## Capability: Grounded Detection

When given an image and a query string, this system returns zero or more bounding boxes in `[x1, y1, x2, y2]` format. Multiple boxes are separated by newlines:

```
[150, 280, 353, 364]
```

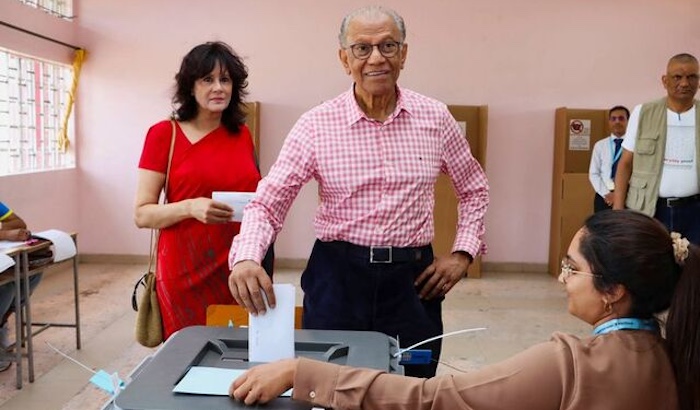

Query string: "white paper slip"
[0, 240, 26, 252]
[32, 229, 76, 262]
[0, 253, 15, 272]
[212, 191, 256, 222]
[173, 366, 292, 397]
[249, 284, 295, 362]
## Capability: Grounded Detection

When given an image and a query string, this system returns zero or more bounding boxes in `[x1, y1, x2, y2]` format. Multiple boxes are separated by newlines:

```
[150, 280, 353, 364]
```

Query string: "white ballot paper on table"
[249, 283, 295, 362]
[0, 240, 26, 252]
[173, 367, 292, 396]
[0, 253, 15, 272]
[212, 191, 255, 222]
[32, 229, 77, 262]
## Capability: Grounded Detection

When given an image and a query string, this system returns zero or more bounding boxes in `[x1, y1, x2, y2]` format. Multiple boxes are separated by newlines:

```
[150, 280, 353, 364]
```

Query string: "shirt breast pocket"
[636, 133, 659, 156]
[399, 149, 441, 187]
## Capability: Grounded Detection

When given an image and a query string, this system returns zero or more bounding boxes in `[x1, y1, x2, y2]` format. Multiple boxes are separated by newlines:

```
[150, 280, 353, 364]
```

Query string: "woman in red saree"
[135, 42, 261, 339]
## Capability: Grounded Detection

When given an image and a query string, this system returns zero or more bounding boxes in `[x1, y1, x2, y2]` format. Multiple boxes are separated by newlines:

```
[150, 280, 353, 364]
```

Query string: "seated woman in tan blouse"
[228, 210, 700, 410]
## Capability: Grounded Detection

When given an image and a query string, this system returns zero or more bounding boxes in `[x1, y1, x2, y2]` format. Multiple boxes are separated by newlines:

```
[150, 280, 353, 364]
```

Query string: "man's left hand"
[604, 192, 615, 206]
[415, 252, 471, 300]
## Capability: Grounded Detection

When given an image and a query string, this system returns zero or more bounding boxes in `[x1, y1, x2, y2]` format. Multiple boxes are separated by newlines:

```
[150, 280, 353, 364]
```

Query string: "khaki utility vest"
[626, 98, 700, 216]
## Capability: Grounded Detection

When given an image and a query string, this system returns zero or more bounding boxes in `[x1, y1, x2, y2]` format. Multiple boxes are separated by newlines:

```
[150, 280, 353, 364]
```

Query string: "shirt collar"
[343, 84, 412, 126]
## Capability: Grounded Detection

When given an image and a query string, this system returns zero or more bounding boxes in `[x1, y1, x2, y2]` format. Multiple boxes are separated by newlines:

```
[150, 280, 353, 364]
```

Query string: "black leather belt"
[660, 194, 700, 207]
[331, 241, 430, 264]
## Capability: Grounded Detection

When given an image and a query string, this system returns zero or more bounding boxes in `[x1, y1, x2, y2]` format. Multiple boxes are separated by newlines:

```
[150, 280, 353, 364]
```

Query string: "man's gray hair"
[338, 5, 406, 47]
[668, 53, 698, 66]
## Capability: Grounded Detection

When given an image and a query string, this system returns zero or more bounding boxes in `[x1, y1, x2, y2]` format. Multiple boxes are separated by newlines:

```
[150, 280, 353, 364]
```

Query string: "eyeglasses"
[558, 259, 602, 284]
[609, 115, 627, 122]
[345, 41, 402, 60]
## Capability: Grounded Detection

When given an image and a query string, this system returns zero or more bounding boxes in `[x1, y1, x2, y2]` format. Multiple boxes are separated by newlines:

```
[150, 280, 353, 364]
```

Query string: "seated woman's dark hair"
[173, 41, 249, 134]
[579, 210, 699, 410]
[578, 210, 679, 318]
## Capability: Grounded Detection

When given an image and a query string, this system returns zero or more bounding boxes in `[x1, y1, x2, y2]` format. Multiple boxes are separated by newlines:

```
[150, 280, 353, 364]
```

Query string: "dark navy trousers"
[301, 240, 443, 378]
[655, 197, 700, 245]
[594, 193, 612, 213]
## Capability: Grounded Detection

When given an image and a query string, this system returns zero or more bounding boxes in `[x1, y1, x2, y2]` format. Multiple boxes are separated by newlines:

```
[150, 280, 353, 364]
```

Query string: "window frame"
[0, 47, 76, 177]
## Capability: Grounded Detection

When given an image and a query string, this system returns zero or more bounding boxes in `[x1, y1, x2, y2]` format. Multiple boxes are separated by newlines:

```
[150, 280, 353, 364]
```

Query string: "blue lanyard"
[609, 137, 622, 164]
[593, 318, 659, 335]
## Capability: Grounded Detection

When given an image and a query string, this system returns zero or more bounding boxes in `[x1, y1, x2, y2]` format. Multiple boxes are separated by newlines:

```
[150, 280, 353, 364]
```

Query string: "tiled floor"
[0, 262, 588, 409]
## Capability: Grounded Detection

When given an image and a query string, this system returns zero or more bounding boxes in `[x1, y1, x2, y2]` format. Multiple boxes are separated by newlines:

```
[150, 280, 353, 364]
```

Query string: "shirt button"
[309, 391, 316, 399]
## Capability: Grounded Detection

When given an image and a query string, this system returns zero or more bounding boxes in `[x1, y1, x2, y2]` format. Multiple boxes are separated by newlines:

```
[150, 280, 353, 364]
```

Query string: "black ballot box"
[112, 326, 403, 410]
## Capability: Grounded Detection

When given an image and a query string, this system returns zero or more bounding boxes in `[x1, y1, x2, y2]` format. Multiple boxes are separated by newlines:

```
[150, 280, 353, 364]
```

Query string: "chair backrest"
[206, 304, 303, 329]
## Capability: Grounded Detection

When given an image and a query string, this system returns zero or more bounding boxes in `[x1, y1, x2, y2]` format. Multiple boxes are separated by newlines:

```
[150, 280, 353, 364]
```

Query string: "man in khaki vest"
[613, 53, 700, 244]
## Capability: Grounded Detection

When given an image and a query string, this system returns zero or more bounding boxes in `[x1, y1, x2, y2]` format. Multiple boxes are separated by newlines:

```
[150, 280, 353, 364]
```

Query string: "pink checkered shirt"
[229, 86, 489, 266]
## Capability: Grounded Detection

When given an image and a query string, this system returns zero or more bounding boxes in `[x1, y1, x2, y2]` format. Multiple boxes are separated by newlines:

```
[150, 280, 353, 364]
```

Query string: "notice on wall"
[568, 119, 591, 151]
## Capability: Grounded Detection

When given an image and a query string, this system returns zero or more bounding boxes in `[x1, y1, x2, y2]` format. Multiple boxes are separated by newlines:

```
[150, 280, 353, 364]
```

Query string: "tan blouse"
[292, 331, 678, 410]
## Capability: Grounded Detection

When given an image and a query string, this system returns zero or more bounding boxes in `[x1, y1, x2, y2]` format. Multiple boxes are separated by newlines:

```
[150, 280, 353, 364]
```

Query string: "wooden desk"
[0, 233, 80, 389]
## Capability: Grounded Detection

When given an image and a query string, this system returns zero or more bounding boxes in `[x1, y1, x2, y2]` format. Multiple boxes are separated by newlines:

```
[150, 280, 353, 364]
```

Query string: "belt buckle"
[370, 246, 392, 263]
[667, 197, 678, 207]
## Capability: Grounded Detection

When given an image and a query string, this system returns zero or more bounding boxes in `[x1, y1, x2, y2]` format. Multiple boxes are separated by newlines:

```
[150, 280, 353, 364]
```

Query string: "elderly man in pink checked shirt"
[228, 5, 489, 378]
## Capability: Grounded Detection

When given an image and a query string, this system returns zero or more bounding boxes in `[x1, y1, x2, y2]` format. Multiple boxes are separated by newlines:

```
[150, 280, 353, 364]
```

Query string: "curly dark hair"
[172, 41, 249, 134]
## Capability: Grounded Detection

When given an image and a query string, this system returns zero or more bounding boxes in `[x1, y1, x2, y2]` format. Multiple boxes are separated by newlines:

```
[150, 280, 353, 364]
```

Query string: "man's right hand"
[228, 260, 276, 315]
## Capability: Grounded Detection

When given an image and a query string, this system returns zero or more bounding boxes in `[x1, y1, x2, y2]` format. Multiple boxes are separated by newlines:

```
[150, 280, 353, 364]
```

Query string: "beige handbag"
[133, 120, 176, 348]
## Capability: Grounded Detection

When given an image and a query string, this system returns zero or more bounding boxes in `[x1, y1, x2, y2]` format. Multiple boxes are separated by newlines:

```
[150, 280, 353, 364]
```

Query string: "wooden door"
[548, 108, 607, 276]
[433, 106, 488, 278]
[244, 102, 260, 158]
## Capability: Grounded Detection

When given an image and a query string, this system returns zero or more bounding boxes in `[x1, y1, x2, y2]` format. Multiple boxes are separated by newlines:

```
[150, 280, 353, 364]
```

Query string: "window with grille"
[16, 0, 73, 20]
[0, 48, 76, 176]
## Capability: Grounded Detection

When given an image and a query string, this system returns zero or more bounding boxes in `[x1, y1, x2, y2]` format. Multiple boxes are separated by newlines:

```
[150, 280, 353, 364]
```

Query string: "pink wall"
[2, 0, 699, 264]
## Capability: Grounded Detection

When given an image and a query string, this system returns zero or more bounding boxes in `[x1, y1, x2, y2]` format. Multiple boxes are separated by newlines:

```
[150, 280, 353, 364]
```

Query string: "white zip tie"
[394, 327, 487, 357]
[47, 341, 125, 396]
[46, 341, 96, 374]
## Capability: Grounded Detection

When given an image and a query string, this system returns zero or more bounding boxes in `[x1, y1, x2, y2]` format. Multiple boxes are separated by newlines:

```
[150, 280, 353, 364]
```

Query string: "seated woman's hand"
[229, 359, 297, 405]
[2, 228, 31, 242]
[187, 197, 233, 224]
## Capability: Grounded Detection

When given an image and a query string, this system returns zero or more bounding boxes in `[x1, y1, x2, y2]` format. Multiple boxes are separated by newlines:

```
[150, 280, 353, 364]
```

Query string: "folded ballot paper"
[249, 283, 296, 362]
[212, 191, 255, 222]
[32, 229, 77, 262]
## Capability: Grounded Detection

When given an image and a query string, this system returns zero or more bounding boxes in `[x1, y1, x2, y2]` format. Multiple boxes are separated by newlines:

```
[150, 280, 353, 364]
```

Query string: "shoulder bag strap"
[146, 120, 177, 274]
